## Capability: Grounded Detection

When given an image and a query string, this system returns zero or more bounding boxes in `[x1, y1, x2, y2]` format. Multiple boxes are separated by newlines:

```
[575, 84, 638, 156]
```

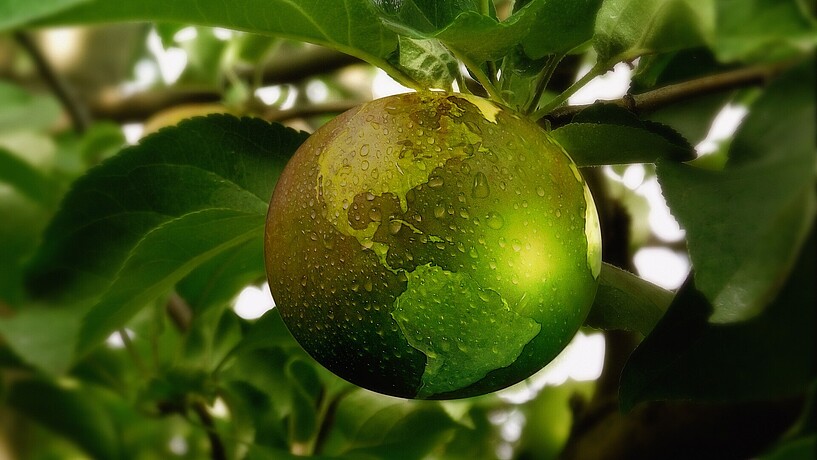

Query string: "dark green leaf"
[594, 0, 714, 64]
[521, 0, 603, 58]
[371, 0, 479, 33]
[646, 92, 734, 147]
[761, 435, 817, 460]
[383, 1, 544, 62]
[184, 305, 244, 372]
[288, 382, 318, 443]
[246, 444, 336, 460]
[35, 0, 399, 70]
[25, 115, 306, 354]
[631, 47, 723, 91]
[221, 381, 288, 450]
[620, 229, 816, 410]
[177, 237, 265, 314]
[138, 368, 215, 411]
[320, 390, 457, 459]
[0, 0, 89, 31]
[657, 61, 816, 322]
[8, 379, 120, 459]
[714, 0, 817, 63]
[585, 263, 672, 335]
[224, 309, 299, 360]
[551, 104, 695, 166]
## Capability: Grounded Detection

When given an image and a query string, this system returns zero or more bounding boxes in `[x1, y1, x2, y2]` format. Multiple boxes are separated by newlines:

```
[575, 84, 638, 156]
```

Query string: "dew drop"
[486, 211, 504, 229]
[389, 220, 403, 234]
[471, 171, 490, 198]
[428, 176, 444, 188]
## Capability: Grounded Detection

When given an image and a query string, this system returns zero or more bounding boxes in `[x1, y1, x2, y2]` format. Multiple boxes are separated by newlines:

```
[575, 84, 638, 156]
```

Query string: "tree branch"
[264, 100, 362, 123]
[87, 47, 362, 123]
[14, 31, 92, 133]
[543, 62, 791, 127]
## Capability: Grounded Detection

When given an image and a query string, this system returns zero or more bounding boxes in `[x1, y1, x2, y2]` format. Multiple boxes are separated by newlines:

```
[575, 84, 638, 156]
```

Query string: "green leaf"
[177, 237, 266, 313]
[550, 104, 695, 166]
[383, 1, 544, 62]
[320, 390, 457, 459]
[585, 263, 673, 335]
[0, 82, 62, 135]
[714, 0, 817, 63]
[35, 0, 400, 75]
[287, 358, 321, 443]
[521, 0, 603, 58]
[371, 0, 480, 33]
[657, 61, 816, 322]
[0, 147, 57, 206]
[0, 0, 89, 31]
[0, 191, 50, 306]
[0, 305, 86, 374]
[517, 381, 595, 460]
[396, 37, 458, 90]
[8, 379, 120, 459]
[246, 444, 336, 460]
[497, 48, 549, 111]
[25, 115, 306, 354]
[594, 0, 715, 64]
[619, 229, 816, 410]
[761, 435, 817, 460]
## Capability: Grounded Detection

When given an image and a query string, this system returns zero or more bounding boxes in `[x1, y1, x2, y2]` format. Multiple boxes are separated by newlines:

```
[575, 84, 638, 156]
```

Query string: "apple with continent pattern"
[265, 91, 601, 399]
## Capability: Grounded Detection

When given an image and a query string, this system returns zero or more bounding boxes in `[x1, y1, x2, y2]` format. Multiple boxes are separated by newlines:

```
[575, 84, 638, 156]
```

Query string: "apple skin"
[265, 92, 601, 399]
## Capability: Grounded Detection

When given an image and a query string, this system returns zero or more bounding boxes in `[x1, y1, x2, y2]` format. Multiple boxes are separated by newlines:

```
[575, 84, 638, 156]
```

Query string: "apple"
[265, 92, 601, 399]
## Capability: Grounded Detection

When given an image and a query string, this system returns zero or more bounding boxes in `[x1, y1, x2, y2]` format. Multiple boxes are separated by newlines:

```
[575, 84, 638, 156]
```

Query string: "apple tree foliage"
[0, 1, 815, 459]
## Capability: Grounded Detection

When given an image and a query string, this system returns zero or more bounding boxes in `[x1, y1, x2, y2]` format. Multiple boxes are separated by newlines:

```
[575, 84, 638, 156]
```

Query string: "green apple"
[265, 92, 601, 399]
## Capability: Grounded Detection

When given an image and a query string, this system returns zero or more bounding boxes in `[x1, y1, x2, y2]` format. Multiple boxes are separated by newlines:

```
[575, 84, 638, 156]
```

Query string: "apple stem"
[452, 48, 505, 103]
[525, 53, 564, 115]
[532, 61, 609, 121]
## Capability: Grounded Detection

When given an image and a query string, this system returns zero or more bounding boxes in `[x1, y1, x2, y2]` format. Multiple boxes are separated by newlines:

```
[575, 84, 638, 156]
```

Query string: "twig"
[192, 401, 228, 460]
[14, 31, 91, 133]
[312, 388, 354, 456]
[543, 62, 790, 127]
[525, 54, 563, 115]
[118, 328, 149, 377]
[166, 292, 193, 332]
